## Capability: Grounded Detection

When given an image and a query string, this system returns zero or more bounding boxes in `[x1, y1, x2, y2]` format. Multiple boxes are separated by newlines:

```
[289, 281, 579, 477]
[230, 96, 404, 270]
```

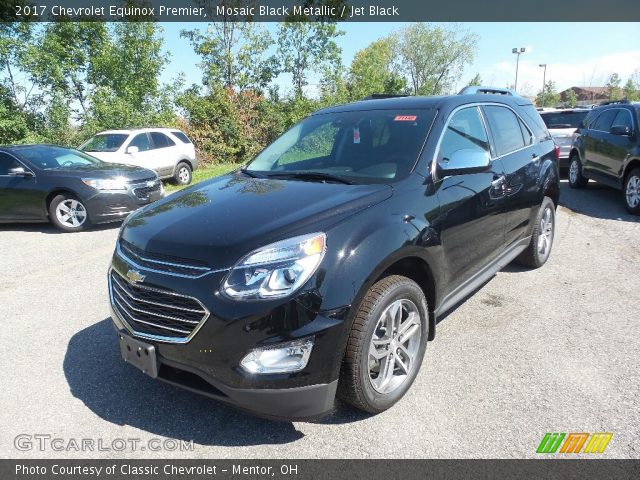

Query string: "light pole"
[512, 47, 526, 92]
[539, 64, 547, 106]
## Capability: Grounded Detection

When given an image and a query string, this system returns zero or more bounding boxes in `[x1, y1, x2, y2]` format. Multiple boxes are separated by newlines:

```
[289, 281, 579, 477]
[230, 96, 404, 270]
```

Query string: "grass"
[163, 163, 241, 193]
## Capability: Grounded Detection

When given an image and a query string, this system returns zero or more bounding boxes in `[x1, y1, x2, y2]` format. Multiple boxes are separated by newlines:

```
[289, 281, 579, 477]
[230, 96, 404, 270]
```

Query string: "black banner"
[3, 0, 640, 22]
[1, 460, 640, 480]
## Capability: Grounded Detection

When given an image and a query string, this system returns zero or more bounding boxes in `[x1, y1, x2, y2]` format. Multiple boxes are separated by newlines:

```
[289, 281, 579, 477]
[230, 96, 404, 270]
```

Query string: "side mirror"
[439, 149, 491, 176]
[126, 146, 139, 154]
[8, 166, 33, 178]
[610, 125, 632, 136]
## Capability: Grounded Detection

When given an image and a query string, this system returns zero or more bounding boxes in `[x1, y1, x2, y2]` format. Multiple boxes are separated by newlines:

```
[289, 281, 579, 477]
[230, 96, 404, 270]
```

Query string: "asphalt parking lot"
[1, 180, 638, 459]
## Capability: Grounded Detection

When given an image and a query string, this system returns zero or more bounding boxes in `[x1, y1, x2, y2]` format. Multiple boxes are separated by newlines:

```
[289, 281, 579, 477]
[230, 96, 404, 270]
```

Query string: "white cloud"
[484, 50, 640, 93]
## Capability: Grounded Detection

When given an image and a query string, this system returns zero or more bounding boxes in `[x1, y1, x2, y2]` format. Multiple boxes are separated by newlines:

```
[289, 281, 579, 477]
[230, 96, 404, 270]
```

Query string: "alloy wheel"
[178, 167, 190, 184]
[537, 206, 554, 255]
[569, 159, 579, 184]
[368, 299, 422, 394]
[55, 199, 87, 228]
[625, 175, 640, 208]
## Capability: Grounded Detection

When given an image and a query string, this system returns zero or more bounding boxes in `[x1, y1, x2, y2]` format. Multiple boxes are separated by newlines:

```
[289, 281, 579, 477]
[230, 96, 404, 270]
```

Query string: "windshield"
[80, 133, 128, 152]
[540, 111, 588, 129]
[245, 109, 437, 183]
[18, 146, 102, 169]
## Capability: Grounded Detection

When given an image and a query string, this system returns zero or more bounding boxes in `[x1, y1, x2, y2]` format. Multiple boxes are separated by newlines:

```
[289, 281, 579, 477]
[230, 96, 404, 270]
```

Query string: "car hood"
[84, 152, 132, 164]
[45, 163, 156, 182]
[121, 172, 393, 268]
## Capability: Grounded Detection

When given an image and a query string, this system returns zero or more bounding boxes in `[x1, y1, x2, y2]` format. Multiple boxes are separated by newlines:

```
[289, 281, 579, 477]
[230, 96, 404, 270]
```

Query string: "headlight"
[83, 177, 128, 190]
[222, 232, 326, 300]
[240, 338, 314, 374]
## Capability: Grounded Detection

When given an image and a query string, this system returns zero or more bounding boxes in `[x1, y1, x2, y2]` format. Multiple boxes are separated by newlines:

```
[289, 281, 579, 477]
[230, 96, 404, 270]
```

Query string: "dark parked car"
[0, 145, 163, 232]
[568, 101, 640, 214]
[110, 89, 559, 419]
[539, 108, 589, 168]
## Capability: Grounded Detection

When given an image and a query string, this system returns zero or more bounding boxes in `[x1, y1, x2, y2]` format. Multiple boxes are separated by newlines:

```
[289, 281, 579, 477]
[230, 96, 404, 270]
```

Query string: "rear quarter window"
[519, 104, 550, 141]
[171, 131, 192, 144]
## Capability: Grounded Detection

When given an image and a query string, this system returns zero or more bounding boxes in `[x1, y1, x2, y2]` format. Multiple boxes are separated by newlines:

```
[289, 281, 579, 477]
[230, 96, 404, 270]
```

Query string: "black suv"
[568, 101, 640, 214]
[109, 89, 559, 419]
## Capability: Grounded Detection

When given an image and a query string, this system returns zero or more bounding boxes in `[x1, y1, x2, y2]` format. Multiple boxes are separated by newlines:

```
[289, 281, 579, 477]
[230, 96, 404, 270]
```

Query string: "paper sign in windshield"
[394, 115, 417, 121]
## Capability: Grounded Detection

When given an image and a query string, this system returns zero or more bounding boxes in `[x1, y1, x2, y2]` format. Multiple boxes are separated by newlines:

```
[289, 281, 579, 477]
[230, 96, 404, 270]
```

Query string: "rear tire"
[48, 194, 90, 232]
[173, 162, 192, 185]
[515, 197, 555, 268]
[568, 154, 588, 188]
[623, 168, 640, 215]
[337, 275, 429, 414]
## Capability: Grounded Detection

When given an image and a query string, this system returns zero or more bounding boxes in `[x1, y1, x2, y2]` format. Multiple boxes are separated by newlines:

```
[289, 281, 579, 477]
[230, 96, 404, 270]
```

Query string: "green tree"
[623, 77, 638, 101]
[467, 73, 482, 86]
[606, 73, 622, 101]
[276, 21, 343, 98]
[347, 38, 406, 100]
[182, 22, 278, 92]
[394, 23, 478, 95]
[536, 81, 560, 107]
[565, 88, 578, 107]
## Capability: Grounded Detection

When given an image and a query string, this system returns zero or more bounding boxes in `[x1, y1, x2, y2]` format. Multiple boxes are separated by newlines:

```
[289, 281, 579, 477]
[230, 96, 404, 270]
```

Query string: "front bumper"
[108, 249, 349, 420]
[111, 317, 337, 420]
[86, 182, 163, 223]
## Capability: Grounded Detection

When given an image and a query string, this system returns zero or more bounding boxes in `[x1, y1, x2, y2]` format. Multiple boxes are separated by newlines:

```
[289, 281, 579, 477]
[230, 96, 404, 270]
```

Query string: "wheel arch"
[374, 256, 438, 341]
[623, 158, 640, 185]
[45, 188, 81, 217]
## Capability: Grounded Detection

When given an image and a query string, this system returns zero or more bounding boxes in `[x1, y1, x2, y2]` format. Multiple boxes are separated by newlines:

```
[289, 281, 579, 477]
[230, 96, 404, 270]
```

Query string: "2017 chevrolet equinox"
[109, 88, 560, 419]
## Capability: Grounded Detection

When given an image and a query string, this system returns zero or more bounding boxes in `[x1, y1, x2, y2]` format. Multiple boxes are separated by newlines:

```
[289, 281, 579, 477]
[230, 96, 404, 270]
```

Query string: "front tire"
[516, 197, 555, 268]
[173, 162, 192, 185]
[48, 194, 90, 232]
[623, 168, 640, 215]
[568, 154, 588, 188]
[337, 275, 429, 414]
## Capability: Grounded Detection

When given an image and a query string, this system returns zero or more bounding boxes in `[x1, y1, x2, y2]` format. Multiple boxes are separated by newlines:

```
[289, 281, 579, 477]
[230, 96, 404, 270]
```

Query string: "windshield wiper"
[239, 168, 266, 179]
[264, 171, 355, 185]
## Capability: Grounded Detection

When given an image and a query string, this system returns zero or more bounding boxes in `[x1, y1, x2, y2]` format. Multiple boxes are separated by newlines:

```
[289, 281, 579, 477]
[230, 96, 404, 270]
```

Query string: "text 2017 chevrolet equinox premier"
[109, 90, 560, 419]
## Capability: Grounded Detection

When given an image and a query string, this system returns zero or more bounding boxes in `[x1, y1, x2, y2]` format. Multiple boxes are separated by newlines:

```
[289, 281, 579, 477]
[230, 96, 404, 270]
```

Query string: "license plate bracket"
[118, 333, 158, 378]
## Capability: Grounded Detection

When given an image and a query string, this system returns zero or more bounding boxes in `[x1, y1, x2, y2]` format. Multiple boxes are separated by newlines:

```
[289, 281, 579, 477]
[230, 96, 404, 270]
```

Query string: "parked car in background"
[0, 145, 163, 232]
[568, 101, 640, 214]
[539, 108, 589, 168]
[79, 128, 198, 185]
[109, 88, 559, 419]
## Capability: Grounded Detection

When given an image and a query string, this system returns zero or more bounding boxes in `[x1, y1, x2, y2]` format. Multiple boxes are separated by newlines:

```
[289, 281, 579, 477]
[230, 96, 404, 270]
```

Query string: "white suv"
[79, 128, 198, 185]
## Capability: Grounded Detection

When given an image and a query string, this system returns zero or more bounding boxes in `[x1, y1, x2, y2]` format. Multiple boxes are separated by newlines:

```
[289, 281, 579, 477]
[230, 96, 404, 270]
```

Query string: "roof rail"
[458, 86, 518, 96]
[598, 99, 630, 106]
[361, 94, 410, 100]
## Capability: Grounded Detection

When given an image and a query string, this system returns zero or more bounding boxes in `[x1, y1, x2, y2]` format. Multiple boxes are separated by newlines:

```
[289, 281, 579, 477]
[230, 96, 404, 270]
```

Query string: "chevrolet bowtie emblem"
[126, 269, 146, 285]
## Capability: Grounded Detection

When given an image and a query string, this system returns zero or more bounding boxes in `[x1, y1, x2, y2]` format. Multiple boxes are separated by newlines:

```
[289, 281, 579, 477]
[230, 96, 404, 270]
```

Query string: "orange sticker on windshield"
[394, 115, 417, 121]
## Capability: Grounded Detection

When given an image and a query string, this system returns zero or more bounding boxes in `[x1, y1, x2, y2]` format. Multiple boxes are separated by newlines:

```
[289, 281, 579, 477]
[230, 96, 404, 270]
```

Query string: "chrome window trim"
[116, 241, 229, 279]
[109, 268, 211, 344]
[431, 101, 541, 180]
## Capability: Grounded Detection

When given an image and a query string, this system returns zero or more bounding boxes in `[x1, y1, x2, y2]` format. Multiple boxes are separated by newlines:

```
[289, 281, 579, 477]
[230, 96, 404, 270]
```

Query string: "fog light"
[240, 338, 314, 374]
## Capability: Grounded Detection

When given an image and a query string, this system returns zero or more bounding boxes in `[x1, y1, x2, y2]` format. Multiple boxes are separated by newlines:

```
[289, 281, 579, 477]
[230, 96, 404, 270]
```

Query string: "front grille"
[128, 176, 157, 184]
[118, 239, 211, 278]
[133, 181, 162, 199]
[109, 270, 209, 342]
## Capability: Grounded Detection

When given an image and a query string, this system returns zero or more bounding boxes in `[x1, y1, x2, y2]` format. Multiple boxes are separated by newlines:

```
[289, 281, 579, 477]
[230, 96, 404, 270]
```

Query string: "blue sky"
[159, 22, 640, 96]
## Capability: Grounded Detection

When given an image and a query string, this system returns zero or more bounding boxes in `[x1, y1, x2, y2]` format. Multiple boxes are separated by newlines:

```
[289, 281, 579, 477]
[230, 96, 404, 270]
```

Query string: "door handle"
[491, 175, 505, 188]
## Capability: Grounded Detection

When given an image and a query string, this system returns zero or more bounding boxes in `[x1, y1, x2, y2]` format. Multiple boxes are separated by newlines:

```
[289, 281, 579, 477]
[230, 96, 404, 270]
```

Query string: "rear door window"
[483, 106, 526, 156]
[150, 132, 176, 149]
